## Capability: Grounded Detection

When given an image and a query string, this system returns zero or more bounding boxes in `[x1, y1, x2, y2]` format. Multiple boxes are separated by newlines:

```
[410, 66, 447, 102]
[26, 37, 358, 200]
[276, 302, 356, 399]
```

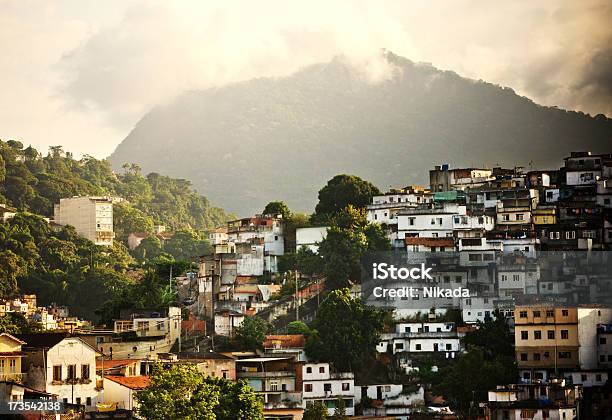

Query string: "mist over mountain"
[109, 52, 612, 216]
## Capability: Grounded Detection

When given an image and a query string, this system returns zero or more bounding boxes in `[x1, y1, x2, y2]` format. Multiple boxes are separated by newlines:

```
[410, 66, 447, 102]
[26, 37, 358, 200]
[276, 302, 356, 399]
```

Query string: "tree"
[434, 347, 516, 414]
[0, 313, 31, 334]
[113, 203, 154, 243]
[263, 201, 291, 219]
[332, 398, 348, 419]
[136, 364, 263, 420]
[0, 250, 25, 295]
[433, 313, 516, 414]
[234, 316, 270, 351]
[296, 246, 323, 277]
[204, 376, 264, 420]
[133, 235, 163, 261]
[305, 288, 387, 372]
[314, 174, 380, 220]
[303, 401, 328, 420]
[287, 320, 311, 335]
[318, 206, 390, 290]
[136, 363, 219, 420]
[164, 229, 211, 262]
[462, 309, 515, 359]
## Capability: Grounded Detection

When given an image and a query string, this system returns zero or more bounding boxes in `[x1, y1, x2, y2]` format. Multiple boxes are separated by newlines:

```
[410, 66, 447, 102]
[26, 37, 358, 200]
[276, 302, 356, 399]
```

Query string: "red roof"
[105, 375, 150, 390]
[404, 237, 455, 247]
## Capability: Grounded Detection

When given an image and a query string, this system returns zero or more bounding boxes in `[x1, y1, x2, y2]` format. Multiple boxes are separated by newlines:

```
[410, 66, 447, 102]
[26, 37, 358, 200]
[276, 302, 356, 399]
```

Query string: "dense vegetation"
[305, 288, 390, 372]
[136, 363, 264, 420]
[0, 140, 230, 322]
[0, 140, 229, 232]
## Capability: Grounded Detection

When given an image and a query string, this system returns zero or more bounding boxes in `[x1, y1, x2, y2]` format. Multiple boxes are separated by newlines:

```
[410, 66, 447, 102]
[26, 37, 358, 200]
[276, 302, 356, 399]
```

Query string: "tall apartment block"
[53, 197, 114, 246]
[515, 305, 579, 383]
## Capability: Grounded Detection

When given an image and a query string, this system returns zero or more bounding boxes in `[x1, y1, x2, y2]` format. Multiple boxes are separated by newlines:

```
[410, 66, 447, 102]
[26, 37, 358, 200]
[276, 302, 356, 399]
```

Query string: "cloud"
[0, 0, 611, 158]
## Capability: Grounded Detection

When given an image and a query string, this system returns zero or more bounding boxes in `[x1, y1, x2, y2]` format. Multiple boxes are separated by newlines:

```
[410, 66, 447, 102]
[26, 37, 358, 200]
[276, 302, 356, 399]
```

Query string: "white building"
[295, 227, 328, 253]
[53, 196, 114, 246]
[302, 362, 355, 416]
[377, 322, 461, 357]
[576, 307, 612, 369]
[214, 310, 245, 336]
[367, 186, 433, 226]
[19, 333, 98, 409]
[564, 371, 608, 388]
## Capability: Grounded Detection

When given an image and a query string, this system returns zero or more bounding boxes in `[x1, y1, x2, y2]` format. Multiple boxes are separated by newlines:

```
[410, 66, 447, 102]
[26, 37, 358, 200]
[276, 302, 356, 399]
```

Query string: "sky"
[1, 0, 611, 158]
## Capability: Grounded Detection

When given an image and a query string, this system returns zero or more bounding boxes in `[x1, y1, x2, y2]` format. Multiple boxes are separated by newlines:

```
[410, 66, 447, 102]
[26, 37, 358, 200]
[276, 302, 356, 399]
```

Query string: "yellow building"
[0, 333, 26, 383]
[532, 206, 557, 225]
[515, 306, 579, 373]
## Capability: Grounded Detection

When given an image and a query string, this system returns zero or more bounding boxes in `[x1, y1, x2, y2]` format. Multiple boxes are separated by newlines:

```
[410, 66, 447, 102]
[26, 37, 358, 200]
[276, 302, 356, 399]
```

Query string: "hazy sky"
[1, 0, 611, 158]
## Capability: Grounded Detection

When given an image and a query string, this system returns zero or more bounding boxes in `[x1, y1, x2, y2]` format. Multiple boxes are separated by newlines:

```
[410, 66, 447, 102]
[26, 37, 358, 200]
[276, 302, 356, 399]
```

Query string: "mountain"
[109, 52, 612, 216]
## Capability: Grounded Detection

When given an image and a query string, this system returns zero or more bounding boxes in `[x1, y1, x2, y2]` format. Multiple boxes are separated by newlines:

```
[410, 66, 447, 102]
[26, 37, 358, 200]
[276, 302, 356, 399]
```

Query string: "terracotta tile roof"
[263, 334, 306, 349]
[404, 237, 455, 247]
[105, 375, 150, 390]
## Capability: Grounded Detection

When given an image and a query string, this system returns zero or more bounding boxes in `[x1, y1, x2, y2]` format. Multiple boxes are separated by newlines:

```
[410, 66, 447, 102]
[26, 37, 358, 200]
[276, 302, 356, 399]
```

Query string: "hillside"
[109, 51, 612, 215]
[0, 140, 230, 232]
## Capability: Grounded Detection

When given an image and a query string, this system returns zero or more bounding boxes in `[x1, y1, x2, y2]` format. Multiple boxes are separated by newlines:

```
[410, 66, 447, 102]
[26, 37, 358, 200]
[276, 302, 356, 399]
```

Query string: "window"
[86, 397, 91, 406]
[76, 398, 81, 405]
[558, 351, 571, 359]
[581, 374, 588, 381]
[519, 311, 528, 318]
[533, 353, 541, 361]
[516, 213, 524, 221]
[319, 366, 325, 374]
[395, 342, 404, 350]
[534, 331, 542, 340]
[415, 344, 422, 350]
[9, 359, 16, 373]
[561, 330, 569, 339]
[67, 364, 77, 380]
[408, 217, 415, 226]
[269, 382, 278, 391]
[342, 382, 350, 391]
[520, 353, 528, 361]
[455, 276, 462, 283]
[446, 343, 452, 350]
[600, 337, 607, 345]
[566, 231, 576, 239]
[533, 310, 541, 318]
[596, 374, 602, 382]
[306, 367, 312, 374]
[543, 351, 550, 358]
[546, 310, 554, 317]
[548, 330, 555, 339]
[521, 331, 528, 340]
[562, 309, 569, 317]
[81, 364, 90, 380]
[53, 365, 62, 381]
[304, 384, 313, 392]
[323, 383, 332, 392]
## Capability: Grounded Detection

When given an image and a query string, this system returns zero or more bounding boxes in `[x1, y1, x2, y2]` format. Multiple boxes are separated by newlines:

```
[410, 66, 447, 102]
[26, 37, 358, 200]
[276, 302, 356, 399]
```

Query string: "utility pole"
[295, 270, 299, 321]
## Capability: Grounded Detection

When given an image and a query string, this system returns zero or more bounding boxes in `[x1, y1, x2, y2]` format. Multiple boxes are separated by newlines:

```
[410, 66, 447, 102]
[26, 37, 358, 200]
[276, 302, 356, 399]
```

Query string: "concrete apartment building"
[515, 306, 580, 383]
[53, 196, 114, 246]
